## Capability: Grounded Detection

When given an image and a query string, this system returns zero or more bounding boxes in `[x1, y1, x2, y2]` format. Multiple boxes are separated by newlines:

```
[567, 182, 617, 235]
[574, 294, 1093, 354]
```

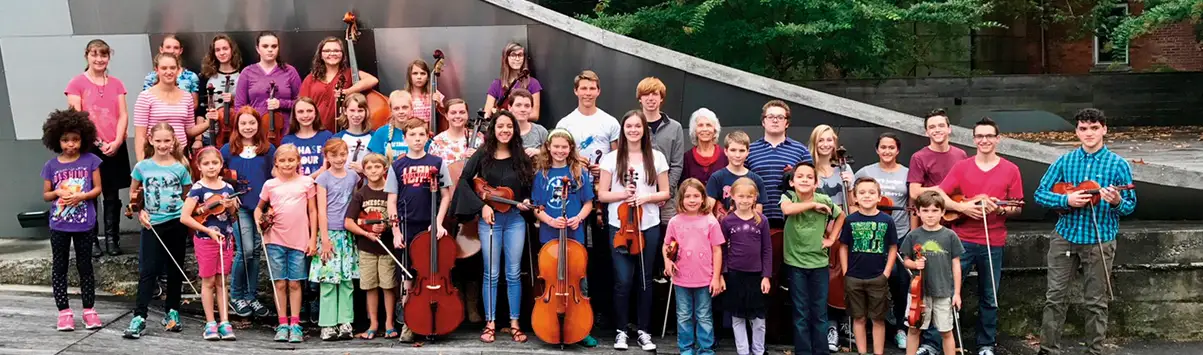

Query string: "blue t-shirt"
[41, 153, 102, 232]
[704, 168, 769, 210]
[367, 124, 432, 161]
[282, 130, 334, 176]
[384, 154, 451, 223]
[838, 211, 898, 279]
[533, 166, 595, 244]
[186, 180, 237, 240]
[316, 170, 360, 230]
[221, 143, 275, 209]
[131, 159, 192, 226]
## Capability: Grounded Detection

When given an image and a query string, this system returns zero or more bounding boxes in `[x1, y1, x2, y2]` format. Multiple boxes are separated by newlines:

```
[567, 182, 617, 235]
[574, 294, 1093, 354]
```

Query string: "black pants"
[134, 220, 187, 317]
[51, 230, 96, 310]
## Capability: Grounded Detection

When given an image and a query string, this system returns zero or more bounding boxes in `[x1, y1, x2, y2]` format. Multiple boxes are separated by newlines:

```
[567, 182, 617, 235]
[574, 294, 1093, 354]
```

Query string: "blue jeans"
[787, 265, 830, 355]
[922, 241, 1002, 350]
[230, 207, 262, 301]
[676, 286, 716, 355]
[611, 224, 661, 332]
[479, 209, 527, 322]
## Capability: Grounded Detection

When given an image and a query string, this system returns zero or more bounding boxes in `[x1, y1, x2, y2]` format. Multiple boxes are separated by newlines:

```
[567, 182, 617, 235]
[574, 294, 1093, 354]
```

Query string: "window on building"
[1094, 3, 1130, 65]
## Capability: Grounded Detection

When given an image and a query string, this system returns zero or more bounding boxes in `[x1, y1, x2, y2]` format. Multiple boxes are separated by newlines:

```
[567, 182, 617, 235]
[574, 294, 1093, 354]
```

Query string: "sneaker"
[978, 346, 995, 355]
[337, 323, 353, 340]
[249, 299, 272, 317]
[827, 324, 839, 351]
[123, 316, 146, 339]
[613, 330, 629, 350]
[652, 277, 669, 284]
[57, 309, 75, 331]
[230, 299, 252, 317]
[394, 301, 405, 326]
[306, 299, 320, 324]
[398, 324, 414, 343]
[916, 344, 940, 355]
[320, 327, 337, 341]
[218, 322, 236, 340]
[895, 329, 908, 349]
[82, 308, 103, 329]
[636, 330, 657, 351]
[273, 324, 289, 342]
[578, 334, 598, 347]
[203, 322, 220, 340]
[161, 309, 182, 332]
[1036, 349, 1051, 355]
[289, 324, 304, 343]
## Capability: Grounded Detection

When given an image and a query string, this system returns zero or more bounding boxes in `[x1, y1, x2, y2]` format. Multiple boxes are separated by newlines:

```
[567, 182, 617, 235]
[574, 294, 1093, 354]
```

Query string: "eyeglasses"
[973, 134, 999, 140]
[763, 115, 788, 122]
[508, 52, 525, 58]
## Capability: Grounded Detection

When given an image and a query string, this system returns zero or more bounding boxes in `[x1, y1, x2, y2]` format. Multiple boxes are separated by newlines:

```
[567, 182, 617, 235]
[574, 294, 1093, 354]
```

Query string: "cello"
[264, 81, 287, 146]
[531, 177, 593, 346]
[405, 167, 464, 338]
[342, 12, 391, 130]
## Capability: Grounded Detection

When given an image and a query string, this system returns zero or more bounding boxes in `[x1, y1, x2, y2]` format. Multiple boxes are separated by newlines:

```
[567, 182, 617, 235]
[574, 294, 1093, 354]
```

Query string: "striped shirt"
[1034, 146, 1137, 244]
[133, 90, 195, 147]
[747, 137, 812, 223]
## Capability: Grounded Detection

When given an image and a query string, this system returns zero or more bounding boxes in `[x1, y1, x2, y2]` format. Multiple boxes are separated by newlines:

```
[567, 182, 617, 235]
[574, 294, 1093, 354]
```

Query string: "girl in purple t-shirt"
[483, 42, 543, 121]
[40, 109, 105, 331]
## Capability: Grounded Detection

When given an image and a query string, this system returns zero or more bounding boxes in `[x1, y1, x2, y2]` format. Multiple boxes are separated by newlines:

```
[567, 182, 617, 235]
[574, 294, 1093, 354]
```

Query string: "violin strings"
[1089, 202, 1115, 301]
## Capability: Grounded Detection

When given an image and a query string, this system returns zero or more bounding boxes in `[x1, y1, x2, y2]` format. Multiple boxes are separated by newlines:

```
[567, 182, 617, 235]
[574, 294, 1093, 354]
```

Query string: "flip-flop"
[358, 329, 376, 340]
[383, 328, 399, 339]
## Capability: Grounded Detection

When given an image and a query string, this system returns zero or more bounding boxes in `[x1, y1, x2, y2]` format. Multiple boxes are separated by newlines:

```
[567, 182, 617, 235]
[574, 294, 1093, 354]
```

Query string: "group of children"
[42, 93, 965, 355]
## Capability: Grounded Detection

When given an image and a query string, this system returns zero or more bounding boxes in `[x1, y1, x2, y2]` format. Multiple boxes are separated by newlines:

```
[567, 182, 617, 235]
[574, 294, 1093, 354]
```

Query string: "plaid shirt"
[1034, 146, 1137, 244]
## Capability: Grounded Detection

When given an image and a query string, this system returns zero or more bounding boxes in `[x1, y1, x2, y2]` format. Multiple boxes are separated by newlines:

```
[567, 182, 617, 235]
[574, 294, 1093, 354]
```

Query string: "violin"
[258, 203, 276, 232]
[404, 131, 463, 338]
[877, 196, 910, 213]
[192, 188, 249, 223]
[473, 177, 538, 213]
[943, 194, 1025, 222]
[828, 146, 854, 311]
[124, 186, 143, 219]
[532, 177, 593, 346]
[342, 12, 391, 130]
[1051, 180, 1135, 213]
[614, 167, 645, 255]
[906, 244, 926, 326]
[264, 81, 287, 146]
[356, 210, 397, 232]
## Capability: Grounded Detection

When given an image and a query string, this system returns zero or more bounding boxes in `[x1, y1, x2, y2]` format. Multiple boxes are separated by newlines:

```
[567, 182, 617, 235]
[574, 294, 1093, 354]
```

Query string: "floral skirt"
[309, 230, 360, 283]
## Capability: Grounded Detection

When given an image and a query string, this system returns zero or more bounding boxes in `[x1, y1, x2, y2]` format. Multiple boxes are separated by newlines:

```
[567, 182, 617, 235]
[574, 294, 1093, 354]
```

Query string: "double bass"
[532, 177, 593, 346]
[404, 167, 464, 337]
[828, 146, 854, 311]
[342, 12, 391, 130]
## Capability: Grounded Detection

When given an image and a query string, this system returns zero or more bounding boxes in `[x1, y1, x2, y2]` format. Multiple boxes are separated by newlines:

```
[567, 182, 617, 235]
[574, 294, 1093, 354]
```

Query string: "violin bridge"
[426, 285, 442, 290]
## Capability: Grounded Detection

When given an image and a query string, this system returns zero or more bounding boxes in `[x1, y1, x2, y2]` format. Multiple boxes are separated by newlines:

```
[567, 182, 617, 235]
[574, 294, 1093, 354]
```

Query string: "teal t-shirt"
[782, 192, 841, 269]
[131, 159, 192, 226]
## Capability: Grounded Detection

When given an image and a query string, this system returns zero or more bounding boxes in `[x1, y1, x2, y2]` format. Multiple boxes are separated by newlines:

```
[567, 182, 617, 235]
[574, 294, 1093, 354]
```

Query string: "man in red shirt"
[934, 117, 1024, 355]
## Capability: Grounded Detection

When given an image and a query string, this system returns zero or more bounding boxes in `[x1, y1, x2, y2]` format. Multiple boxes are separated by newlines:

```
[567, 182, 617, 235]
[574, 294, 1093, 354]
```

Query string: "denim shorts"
[266, 244, 308, 281]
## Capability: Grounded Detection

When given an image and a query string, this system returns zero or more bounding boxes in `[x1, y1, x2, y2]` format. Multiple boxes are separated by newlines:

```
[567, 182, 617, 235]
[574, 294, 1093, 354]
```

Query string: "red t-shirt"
[299, 68, 353, 134]
[906, 145, 968, 187]
[938, 157, 1023, 246]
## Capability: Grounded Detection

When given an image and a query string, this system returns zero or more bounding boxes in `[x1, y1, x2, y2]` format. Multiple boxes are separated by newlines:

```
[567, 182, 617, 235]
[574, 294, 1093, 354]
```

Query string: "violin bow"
[979, 204, 1000, 311]
[1088, 201, 1116, 300]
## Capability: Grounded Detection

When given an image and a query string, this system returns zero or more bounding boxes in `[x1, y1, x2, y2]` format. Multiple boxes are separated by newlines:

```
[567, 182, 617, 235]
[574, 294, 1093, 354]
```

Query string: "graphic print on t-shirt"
[400, 164, 437, 187]
[919, 240, 948, 256]
[145, 174, 185, 214]
[542, 176, 569, 210]
[52, 174, 88, 223]
[849, 220, 889, 254]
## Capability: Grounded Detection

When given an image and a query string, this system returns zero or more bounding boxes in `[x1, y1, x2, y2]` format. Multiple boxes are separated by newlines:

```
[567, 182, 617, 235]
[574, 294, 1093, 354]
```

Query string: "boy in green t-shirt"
[779, 162, 844, 355]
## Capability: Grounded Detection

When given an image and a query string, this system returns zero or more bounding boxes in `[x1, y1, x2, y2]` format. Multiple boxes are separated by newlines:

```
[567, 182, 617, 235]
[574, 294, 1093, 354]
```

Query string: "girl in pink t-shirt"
[662, 178, 725, 355]
[254, 144, 317, 342]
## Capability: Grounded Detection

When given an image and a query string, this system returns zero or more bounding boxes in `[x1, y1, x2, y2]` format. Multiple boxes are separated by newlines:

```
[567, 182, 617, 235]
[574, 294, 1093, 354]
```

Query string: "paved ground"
[3, 286, 1202, 355]
[1022, 127, 1203, 172]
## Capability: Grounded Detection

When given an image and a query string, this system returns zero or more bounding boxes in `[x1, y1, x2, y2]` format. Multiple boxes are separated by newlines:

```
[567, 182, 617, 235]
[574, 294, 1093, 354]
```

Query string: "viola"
[264, 81, 287, 146]
[192, 188, 249, 223]
[614, 167, 645, 255]
[342, 12, 391, 130]
[532, 177, 593, 346]
[404, 126, 463, 338]
[942, 194, 1025, 222]
[906, 244, 926, 326]
[473, 177, 538, 213]
[1051, 180, 1135, 213]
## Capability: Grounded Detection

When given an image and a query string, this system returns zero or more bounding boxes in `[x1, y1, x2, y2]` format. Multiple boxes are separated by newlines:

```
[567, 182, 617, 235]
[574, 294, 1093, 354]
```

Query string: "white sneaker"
[827, 324, 839, 351]
[636, 330, 656, 351]
[613, 330, 629, 350]
[895, 329, 908, 349]
[978, 346, 995, 355]
[917, 344, 940, 355]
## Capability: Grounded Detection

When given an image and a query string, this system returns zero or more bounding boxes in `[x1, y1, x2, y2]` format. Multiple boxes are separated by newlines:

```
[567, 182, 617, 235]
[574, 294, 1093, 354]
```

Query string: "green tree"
[580, 0, 1001, 80]
[1112, 0, 1203, 48]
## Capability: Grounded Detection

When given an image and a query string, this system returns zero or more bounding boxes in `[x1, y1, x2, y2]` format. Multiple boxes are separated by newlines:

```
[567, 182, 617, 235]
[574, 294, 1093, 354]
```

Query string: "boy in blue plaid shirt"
[1034, 108, 1136, 355]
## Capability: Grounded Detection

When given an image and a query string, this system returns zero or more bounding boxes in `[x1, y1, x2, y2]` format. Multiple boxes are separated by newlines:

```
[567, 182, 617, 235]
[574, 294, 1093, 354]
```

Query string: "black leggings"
[51, 230, 96, 311]
[134, 220, 187, 318]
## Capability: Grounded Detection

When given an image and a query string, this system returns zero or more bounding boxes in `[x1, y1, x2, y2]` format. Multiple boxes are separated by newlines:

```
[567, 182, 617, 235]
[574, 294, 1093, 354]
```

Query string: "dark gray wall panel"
[527, 24, 686, 125]
[373, 26, 528, 112]
[70, 0, 534, 35]
[682, 74, 869, 129]
[0, 43, 11, 141]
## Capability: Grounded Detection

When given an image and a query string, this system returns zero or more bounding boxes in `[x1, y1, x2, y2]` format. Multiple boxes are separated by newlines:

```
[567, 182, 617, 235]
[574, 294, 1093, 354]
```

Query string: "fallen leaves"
[1130, 159, 1147, 165]
[1005, 126, 1203, 144]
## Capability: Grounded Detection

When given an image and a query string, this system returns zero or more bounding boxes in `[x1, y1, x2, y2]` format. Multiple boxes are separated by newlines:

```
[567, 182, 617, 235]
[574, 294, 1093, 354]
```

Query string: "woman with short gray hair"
[680, 108, 727, 185]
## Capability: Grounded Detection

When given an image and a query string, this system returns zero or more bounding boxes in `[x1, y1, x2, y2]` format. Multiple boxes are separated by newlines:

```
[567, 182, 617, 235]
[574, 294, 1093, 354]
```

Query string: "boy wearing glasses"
[746, 99, 812, 230]
[931, 117, 1024, 355]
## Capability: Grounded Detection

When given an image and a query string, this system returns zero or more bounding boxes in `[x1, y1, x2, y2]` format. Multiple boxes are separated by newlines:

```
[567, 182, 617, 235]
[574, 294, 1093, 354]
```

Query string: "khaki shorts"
[917, 296, 955, 332]
[359, 251, 397, 290]
[845, 274, 889, 321]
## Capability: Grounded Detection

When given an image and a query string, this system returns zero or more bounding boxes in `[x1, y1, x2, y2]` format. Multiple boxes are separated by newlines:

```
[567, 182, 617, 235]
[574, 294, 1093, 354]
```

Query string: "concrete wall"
[2, 0, 1203, 238]
[805, 72, 1203, 127]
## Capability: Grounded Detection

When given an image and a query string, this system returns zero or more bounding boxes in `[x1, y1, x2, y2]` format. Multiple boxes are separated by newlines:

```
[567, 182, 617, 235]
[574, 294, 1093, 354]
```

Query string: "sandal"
[358, 329, 377, 340]
[383, 328, 399, 339]
[480, 327, 496, 343]
[509, 328, 528, 343]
